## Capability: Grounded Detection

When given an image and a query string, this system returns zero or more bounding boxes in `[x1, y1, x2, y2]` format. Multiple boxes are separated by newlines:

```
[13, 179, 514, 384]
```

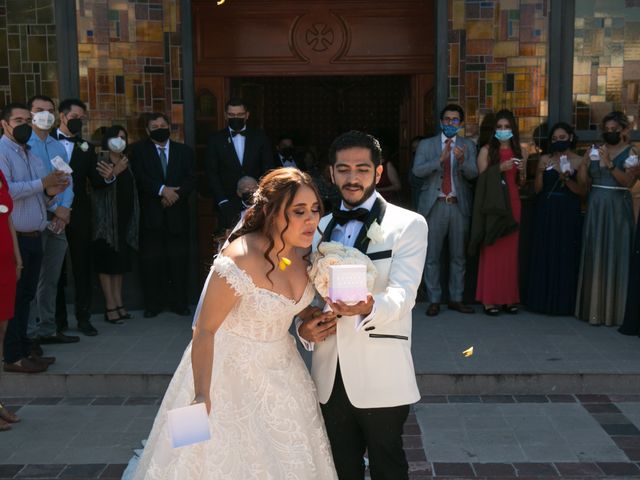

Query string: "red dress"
[476, 147, 521, 305]
[0, 169, 16, 321]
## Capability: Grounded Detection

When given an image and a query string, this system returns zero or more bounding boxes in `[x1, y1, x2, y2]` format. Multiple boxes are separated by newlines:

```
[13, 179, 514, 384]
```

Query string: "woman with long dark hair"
[129, 168, 338, 479]
[576, 111, 636, 326]
[92, 125, 139, 324]
[527, 122, 585, 314]
[474, 109, 528, 315]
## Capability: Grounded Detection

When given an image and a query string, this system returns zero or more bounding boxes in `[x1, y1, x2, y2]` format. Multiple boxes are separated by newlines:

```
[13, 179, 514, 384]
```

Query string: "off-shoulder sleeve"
[212, 255, 254, 296]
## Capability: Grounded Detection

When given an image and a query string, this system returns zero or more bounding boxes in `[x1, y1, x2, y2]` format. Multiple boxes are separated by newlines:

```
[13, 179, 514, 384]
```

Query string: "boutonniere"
[78, 141, 89, 152]
[366, 220, 384, 244]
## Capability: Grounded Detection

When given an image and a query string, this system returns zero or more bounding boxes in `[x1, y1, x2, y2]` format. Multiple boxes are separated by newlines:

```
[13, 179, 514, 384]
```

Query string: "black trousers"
[63, 220, 93, 323]
[139, 227, 189, 313]
[320, 364, 410, 480]
[4, 235, 42, 363]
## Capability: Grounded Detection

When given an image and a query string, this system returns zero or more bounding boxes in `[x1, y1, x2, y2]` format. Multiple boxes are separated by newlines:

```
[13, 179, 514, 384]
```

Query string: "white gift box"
[559, 155, 572, 174]
[589, 146, 600, 161]
[624, 154, 639, 169]
[328, 264, 368, 304]
[167, 403, 211, 448]
[51, 155, 73, 174]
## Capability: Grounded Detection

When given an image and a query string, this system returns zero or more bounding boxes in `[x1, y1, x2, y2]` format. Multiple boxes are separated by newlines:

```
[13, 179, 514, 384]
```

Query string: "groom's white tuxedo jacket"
[310, 195, 428, 409]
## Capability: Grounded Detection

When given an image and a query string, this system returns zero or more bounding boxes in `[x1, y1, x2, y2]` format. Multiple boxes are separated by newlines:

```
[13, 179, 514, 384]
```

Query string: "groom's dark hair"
[328, 130, 382, 167]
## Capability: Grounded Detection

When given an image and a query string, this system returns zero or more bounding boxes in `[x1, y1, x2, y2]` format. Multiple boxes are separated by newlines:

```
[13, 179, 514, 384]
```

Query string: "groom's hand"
[299, 308, 337, 343]
[324, 294, 374, 317]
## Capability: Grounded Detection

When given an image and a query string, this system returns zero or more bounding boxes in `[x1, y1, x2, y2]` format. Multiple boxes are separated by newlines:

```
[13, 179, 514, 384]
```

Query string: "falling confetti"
[462, 346, 474, 357]
[217, 0, 226, 4]
[278, 257, 292, 271]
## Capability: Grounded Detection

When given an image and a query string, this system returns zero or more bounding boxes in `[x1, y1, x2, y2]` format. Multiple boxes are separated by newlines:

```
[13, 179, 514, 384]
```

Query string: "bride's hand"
[192, 394, 211, 414]
[299, 311, 337, 343]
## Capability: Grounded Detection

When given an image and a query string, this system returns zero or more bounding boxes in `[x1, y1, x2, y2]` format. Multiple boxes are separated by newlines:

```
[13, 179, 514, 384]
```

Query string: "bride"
[129, 168, 338, 479]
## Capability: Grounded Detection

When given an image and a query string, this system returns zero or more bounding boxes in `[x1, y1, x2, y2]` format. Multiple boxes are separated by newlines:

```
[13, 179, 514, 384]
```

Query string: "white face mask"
[31, 111, 55, 131]
[107, 137, 127, 153]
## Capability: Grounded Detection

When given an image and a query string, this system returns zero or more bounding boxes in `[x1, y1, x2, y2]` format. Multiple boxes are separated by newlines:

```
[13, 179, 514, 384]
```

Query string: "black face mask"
[149, 128, 171, 143]
[67, 118, 83, 135]
[280, 147, 295, 158]
[551, 140, 571, 152]
[12, 124, 32, 145]
[603, 131, 621, 145]
[241, 191, 254, 205]
[228, 118, 246, 132]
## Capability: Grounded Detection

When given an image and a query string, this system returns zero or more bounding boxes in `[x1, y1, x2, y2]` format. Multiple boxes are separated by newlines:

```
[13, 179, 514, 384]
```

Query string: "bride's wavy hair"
[228, 167, 324, 280]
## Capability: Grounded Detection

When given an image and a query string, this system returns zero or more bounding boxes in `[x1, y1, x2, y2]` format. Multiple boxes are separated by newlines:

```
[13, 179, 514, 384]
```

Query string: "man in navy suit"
[130, 113, 196, 318]
[204, 98, 273, 230]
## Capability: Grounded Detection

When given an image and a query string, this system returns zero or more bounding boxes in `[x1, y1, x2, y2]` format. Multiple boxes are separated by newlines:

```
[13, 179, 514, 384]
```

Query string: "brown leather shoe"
[3, 358, 48, 373]
[29, 355, 56, 366]
[426, 303, 440, 316]
[448, 301, 475, 314]
[0, 404, 20, 423]
[0, 419, 11, 431]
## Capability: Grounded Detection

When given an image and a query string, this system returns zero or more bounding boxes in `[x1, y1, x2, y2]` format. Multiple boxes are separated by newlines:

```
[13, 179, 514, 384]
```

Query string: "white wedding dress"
[129, 255, 337, 479]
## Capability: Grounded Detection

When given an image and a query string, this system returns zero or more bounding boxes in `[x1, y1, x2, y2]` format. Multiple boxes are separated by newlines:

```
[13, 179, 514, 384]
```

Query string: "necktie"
[442, 139, 452, 196]
[333, 207, 369, 226]
[231, 130, 246, 137]
[158, 147, 168, 177]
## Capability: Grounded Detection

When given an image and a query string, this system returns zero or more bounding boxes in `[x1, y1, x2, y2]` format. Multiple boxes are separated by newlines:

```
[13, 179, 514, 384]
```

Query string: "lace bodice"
[212, 255, 314, 341]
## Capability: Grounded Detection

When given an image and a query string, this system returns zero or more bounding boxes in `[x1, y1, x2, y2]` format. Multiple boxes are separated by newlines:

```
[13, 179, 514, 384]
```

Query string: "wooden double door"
[192, 0, 437, 276]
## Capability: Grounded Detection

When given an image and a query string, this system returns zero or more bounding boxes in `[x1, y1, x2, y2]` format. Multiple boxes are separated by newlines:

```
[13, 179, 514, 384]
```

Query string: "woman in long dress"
[576, 111, 636, 326]
[475, 109, 528, 315]
[130, 168, 338, 479]
[527, 122, 585, 315]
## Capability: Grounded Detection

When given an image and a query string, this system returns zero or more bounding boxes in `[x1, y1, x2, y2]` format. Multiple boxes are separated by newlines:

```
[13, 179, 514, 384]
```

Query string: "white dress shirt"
[439, 133, 458, 198]
[56, 128, 75, 162]
[278, 153, 297, 168]
[229, 127, 246, 165]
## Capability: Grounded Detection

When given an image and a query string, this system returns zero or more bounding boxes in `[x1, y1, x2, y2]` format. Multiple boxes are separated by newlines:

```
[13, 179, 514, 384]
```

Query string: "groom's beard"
[340, 181, 376, 208]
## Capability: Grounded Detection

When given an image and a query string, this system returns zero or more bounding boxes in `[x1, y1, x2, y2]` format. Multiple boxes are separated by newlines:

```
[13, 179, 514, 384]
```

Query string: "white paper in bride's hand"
[51, 155, 73, 174]
[167, 403, 211, 448]
[624, 154, 639, 169]
[328, 264, 367, 304]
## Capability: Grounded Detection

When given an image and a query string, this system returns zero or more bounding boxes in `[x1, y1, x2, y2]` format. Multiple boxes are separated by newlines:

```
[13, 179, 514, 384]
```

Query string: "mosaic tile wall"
[76, 0, 184, 142]
[0, 0, 58, 106]
[573, 0, 640, 131]
[448, 0, 549, 141]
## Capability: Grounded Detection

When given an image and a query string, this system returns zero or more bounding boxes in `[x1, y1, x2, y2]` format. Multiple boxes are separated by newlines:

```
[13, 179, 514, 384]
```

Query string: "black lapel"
[242, 129, 256, 168]
[320, 216, 337, 243]
[224, 129, 242, 166]
[149, 140, 165, 180]
[353, 195, 387, 254]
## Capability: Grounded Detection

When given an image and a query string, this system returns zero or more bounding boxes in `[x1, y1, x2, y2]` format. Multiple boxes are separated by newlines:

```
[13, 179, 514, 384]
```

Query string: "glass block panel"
[573, 0, 640, 130]
[448, 0, 549, 141]
[77, 1, 184, 141]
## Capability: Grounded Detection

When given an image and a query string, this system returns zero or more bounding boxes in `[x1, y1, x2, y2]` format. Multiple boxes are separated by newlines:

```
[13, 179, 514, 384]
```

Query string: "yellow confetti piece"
[217, 0, 226, 5]
[462, 346, 474, 357]
[278, 257, 292, 271]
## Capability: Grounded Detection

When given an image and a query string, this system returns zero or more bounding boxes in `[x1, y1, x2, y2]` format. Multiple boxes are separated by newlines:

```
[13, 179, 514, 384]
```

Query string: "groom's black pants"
[320, 363, 410, 480]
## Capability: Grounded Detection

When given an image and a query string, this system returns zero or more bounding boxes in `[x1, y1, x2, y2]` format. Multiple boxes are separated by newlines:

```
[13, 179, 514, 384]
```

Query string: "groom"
[299, 131, 428, 480]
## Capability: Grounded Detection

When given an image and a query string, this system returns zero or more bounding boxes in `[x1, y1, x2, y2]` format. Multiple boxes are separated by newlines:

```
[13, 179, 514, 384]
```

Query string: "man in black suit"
[274, 134, 302, 169]
[130, 113, 196, 318]
[204, 98, 273, 230]
[54, 98, 98, 337]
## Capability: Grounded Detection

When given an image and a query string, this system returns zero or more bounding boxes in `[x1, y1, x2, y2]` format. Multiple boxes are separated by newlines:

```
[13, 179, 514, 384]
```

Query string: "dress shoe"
[78, 321, 99, 336]
[447, 301, 475, 314]
[0, 404, 20, 423]
[171, 307, 191, 317]
[426, 303, 440, 316]
[143, 310, 160, 318]
[3, 358, 48, 373]
[30, 355, 56, 366]
[38, 332, 80, 344]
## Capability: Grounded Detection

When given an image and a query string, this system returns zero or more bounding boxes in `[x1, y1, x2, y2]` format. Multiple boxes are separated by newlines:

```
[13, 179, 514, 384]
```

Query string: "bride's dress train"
[128, 255, 337, 479]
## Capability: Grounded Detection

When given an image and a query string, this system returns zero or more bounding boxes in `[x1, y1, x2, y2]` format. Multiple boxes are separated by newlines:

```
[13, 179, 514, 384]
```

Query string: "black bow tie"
[333, 207, 369, 226]
[58, 134, 78, 143]
[231, 130, 246, 137]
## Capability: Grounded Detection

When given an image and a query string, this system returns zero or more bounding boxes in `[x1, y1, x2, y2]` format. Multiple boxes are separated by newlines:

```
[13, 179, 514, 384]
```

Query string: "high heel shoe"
[117, 306, 133, 320]
[104, 308, 125, 325]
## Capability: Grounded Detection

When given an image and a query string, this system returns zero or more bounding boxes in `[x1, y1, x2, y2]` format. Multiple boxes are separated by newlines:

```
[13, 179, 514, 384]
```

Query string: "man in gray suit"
[413, 104, 478, 316]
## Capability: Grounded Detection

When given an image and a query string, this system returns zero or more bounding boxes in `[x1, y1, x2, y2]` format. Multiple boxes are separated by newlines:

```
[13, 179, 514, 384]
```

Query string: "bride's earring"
[278, 257, 291, 271]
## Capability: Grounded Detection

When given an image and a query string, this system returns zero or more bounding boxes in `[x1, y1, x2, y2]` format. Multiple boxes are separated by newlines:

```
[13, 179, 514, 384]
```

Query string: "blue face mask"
[441, 124, 460, 138]
[494, 129, 513, 142]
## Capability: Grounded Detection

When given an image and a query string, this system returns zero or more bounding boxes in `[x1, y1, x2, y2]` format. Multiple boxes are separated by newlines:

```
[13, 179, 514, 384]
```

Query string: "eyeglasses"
[442, 117, 461, 126]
